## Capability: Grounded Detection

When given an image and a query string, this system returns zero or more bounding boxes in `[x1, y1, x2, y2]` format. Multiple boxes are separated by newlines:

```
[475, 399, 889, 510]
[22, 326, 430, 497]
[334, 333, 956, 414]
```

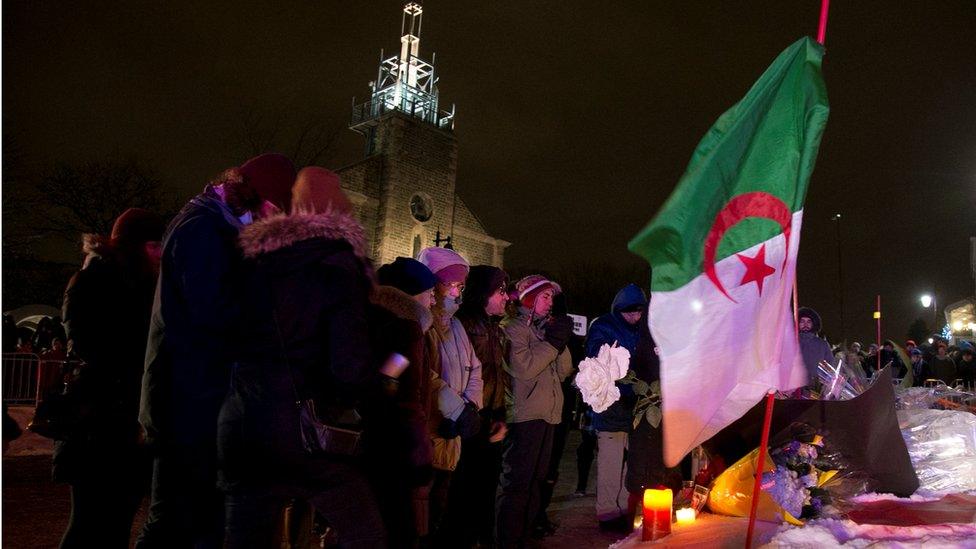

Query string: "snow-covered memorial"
[597, 27, 976, 548]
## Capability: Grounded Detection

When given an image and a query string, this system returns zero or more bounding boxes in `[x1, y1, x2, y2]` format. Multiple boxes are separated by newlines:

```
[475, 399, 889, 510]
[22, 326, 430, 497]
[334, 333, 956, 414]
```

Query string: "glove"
[456, 402, 481, 440]
[544, 315, 574, 353]
[437, 417, 459, 439]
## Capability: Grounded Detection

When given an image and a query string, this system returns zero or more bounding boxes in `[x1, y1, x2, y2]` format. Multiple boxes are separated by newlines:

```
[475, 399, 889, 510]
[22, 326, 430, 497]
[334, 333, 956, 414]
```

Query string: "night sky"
[4, 1, 975, 343]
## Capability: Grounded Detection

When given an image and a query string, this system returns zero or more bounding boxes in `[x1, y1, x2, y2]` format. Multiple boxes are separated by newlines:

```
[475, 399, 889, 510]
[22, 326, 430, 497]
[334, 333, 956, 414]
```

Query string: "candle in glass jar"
[675, 507, 696, 525]
[642, 488, 672, 541]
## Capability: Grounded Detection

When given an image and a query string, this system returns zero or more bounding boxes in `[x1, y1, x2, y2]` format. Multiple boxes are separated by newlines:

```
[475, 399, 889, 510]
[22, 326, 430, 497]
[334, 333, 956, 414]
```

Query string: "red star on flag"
[736, 243, 776, 295]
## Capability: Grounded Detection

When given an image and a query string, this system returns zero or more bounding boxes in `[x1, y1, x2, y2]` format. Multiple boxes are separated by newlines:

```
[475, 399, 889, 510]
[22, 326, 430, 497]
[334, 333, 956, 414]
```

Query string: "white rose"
[575, 343, 631, 413]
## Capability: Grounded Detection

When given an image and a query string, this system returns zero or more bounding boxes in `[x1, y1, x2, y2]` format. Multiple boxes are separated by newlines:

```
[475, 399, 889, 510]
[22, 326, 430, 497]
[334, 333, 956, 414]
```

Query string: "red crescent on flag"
[703, 191, 792, 303]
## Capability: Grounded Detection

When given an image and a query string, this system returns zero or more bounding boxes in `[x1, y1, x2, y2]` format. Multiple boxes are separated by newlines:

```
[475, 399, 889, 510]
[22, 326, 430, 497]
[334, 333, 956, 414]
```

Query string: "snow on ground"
[762, 518, 976, 548]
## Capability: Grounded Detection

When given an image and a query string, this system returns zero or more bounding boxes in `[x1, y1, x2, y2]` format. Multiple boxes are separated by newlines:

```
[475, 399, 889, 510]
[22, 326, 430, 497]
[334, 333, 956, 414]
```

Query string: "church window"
[410, 193, 433, 222]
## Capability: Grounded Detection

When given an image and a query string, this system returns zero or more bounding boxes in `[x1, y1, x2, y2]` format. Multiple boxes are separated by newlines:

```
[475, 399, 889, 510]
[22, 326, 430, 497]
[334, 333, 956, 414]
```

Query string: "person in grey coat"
[495, 275, 574, 549]
[797, 306, 834, 387]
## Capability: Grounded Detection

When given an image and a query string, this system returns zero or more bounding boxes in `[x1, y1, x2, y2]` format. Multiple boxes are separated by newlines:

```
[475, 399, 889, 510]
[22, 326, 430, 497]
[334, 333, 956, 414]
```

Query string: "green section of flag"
[628, 37, 829, 292]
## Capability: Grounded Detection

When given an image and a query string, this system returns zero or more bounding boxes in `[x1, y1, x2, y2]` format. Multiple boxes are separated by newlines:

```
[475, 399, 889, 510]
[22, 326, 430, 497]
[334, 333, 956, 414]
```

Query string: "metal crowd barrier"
[2, 353, 72, 405]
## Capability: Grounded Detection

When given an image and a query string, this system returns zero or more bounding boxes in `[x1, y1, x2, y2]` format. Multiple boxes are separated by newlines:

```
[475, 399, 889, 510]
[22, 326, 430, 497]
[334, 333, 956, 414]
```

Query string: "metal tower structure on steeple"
[351, 2, 455, 148]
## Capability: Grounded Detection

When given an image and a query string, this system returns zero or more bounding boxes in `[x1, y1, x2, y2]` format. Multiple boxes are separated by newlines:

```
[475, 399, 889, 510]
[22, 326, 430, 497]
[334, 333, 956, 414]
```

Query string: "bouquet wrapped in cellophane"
[707, 422, 872, 525]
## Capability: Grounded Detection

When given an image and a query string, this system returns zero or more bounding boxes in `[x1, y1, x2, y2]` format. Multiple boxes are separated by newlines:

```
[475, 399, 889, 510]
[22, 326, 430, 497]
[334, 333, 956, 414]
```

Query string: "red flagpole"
[876, 295, 882, 372]
[817, 0, 831, 45]
[745, 390, 776, 549]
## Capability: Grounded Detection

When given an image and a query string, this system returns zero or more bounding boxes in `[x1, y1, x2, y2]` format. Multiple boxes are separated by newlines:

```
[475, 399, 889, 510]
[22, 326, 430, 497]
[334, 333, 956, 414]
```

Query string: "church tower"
[338, 2, 509, 267]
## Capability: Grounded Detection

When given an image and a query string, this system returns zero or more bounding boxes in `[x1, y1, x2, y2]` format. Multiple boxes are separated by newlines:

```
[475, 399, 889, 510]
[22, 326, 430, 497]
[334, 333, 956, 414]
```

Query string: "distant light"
[873, 311, 881, 319]
[831, 213, 842, 220]
[691, 300, 703, 313]
[928, 338, 934, 344]
[920, 295, 933, 308]
[953, 320, 964, 331]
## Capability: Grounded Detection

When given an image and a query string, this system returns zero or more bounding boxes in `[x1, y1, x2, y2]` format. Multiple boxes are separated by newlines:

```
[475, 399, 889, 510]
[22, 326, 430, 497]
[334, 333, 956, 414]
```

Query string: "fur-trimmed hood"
[371, 285, 433, 334]
[239, 210, 367, 260]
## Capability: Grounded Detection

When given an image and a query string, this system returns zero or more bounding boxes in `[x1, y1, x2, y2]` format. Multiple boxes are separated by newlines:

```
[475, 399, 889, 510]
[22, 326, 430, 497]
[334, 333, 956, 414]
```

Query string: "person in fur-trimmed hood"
[217, 167, 385, 547]
[369, 257, 439, 545]
[798, 306, 834, 386]
[56, 207, 164, 548]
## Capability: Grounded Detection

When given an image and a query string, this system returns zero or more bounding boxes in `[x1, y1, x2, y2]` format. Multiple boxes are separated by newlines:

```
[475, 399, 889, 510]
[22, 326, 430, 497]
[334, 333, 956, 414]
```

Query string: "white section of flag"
[650, 210, 807, 467]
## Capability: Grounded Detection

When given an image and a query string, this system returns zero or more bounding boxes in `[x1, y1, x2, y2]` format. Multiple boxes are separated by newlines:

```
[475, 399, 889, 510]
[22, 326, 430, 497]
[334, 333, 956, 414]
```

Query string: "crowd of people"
[795, 307, 976, 387]
[32, 153, 678, 549]
[14, 152, 974, 549]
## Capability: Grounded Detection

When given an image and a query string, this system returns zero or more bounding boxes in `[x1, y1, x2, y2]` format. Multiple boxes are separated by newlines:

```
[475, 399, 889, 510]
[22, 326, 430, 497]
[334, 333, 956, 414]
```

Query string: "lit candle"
[675, 507, 696, 525]
[642, 488, 672, 541]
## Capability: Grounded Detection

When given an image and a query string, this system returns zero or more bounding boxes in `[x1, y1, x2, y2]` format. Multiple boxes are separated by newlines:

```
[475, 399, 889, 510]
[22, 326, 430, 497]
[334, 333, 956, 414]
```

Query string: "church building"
[337, 2, 510, 267]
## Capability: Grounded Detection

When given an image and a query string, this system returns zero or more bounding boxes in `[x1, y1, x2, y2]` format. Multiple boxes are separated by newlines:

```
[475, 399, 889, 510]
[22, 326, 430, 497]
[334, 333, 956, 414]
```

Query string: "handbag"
[272, 311, 364, 457]
[27, 360, 90, 441]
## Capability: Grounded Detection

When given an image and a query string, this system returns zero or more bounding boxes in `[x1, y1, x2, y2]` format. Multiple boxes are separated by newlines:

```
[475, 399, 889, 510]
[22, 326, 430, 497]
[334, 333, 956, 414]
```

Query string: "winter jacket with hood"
[140, 188, 246, 448]
[365, 285, 435, 481]
[585, 284, 647, 432]
[797, 307, 834, 385]
[502, 306, 574, 425]
[55, 236, 156, 481]
[217, 209, 374, 491]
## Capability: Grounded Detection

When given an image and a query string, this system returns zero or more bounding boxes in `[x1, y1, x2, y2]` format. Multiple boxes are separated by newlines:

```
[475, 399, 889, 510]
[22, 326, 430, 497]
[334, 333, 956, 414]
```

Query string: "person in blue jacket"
[584, 284, 647, 532]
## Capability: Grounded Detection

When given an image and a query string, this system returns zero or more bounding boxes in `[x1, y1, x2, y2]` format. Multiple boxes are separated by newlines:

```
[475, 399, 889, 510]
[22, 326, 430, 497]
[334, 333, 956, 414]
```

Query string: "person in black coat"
[137, 154, 296, 549]
[218, 167, 385, 548]
[56, 208, 164, 549]
[624, 311, 682, 516]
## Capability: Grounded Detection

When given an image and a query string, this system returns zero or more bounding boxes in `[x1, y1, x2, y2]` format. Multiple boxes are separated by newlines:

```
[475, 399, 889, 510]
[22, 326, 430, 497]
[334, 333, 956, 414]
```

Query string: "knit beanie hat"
[377, 257, 437, 297]
[110, 208, 165, 249]
[291, 167, 352, 215]
[516, 275, 561, 308]
[239, 153, 297, 212]
[416, 247, 469, 284]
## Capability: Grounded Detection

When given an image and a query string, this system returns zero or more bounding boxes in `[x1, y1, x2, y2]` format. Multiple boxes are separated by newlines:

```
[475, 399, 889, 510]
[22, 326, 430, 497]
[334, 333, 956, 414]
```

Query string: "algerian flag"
[628, 37, 829, 467]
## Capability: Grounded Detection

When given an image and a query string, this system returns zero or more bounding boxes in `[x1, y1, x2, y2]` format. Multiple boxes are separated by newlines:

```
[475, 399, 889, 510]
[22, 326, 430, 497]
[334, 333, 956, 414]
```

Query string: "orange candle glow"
[675, 507, 696, 525]
[641, 488, 672, 541]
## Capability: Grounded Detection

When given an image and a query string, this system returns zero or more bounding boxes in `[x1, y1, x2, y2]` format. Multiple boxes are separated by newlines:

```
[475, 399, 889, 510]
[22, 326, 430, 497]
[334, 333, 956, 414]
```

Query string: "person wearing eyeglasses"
[415, 247, 483, 545]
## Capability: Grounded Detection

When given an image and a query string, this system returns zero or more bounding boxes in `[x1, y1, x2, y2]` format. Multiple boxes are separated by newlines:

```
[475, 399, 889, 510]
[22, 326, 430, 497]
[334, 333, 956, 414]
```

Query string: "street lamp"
[920, 292, 938, 331]
[831, 214, 844, 339]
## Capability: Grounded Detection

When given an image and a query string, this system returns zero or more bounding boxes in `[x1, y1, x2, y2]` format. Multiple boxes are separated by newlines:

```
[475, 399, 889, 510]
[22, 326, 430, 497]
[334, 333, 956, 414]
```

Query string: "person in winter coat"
[441, 265, 510, 547]
[797, 307, 834, 386]
[624, 315, 683, 511]
[956, 345, 975, 385]
[909, 348, 931, 387]
[880, 340, 907, 378]
[415, 246, 483, 544]
[495, 275, 574, 549]
[217, 166, 385, 547]
[56, 208, 164, 549]
[585, 283, 647, 531]
[929, 342, 956, 385]
[371, 257, 441, 546]
[138, 154, 296, 549]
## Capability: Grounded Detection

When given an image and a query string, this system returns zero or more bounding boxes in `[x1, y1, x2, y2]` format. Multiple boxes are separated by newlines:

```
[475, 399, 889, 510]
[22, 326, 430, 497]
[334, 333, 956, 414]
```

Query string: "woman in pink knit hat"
[415, 246, 483, 545]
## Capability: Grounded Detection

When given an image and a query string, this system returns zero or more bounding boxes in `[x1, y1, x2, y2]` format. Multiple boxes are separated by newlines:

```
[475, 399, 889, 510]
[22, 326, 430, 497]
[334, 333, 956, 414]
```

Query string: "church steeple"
[351, 2, 455, 151]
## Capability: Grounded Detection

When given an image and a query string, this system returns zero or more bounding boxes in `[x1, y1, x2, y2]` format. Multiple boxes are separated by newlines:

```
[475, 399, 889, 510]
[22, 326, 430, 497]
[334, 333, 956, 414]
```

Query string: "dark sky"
[4, 0, 975, 342]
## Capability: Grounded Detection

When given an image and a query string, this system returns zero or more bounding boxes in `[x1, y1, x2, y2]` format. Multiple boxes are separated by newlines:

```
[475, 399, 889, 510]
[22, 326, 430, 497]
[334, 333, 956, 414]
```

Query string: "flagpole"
[745, 390, 776, 549]
[817, 0, 831, 45]
[875, 295, 882, 372]
[792, 279, 800, 340]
